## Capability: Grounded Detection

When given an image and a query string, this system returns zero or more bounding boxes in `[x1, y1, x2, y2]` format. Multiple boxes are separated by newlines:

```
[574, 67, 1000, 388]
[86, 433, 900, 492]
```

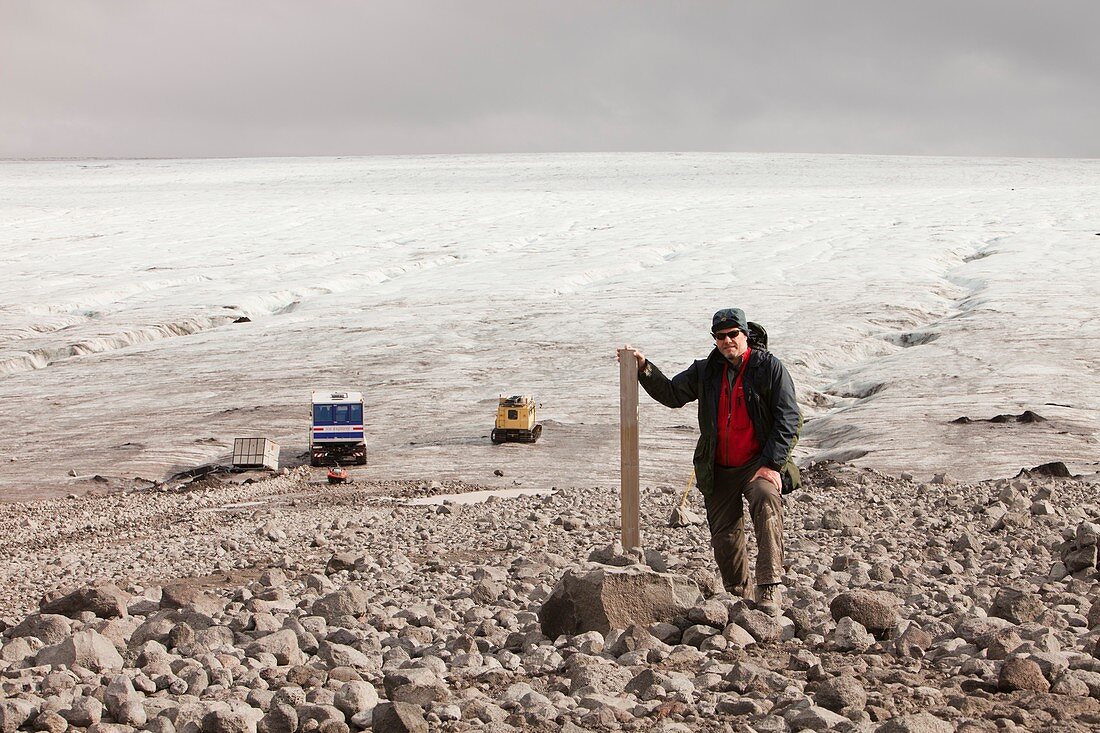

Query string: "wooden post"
[618, 349, 641, 550]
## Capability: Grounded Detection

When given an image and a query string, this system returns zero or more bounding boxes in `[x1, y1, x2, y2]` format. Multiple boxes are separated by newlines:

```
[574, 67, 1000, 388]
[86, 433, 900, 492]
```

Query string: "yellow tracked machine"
[491, 395, 542, 444]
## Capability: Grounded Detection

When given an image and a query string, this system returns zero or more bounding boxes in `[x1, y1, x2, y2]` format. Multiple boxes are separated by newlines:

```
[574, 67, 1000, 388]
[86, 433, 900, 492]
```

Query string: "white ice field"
[1, 153, 1098, 501]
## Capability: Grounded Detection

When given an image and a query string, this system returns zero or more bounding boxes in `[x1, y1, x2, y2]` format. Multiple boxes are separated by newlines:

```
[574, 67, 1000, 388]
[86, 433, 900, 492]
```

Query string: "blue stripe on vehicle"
[314, 432, 364, 440]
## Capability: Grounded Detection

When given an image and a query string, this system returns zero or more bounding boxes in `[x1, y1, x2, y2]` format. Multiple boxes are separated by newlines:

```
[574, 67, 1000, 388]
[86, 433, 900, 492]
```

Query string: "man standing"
[621, 308, 801, 615]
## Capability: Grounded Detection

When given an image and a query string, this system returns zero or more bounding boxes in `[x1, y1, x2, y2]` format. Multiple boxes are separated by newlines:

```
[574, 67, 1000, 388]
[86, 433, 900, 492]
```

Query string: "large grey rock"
[105, 674, 138, 720]
[539, 566, 701, 637]
[202, 709, 257, 733]
[116, 700, 149, 727]
[325, 552, 360, 575]
[40, 583, 130, 619]
[318, 641, 374, 670]
[829, 590, 900, 634]
[372, 702, 428, 733]
[161, 586, 227, 617]
[246, 629, 305, 666]
[998, 656, 1050, 692]
[990, 588, 1046, 624]
[832, 617, 874, 652]
[893, 624, 932, 658]
[131, 609, 216, 647]
[382, 668, 449, 706]
[9, 614, 71, 645]
[37, 630, 124, 671]
[334, 681, 379, 718]
[0, 636, 42, 664]
[686, 599, 729, 629]
[30, 710, 67, 733]
[258, 703, 296, 733]
[1064, 545, 1098, 573]
[787, 705, 848, 731]
[622, 667, 667, 696]
[874, 712, 954, 733]
[0, 700, 38, 733]
[680, 624, 719, 647]
[293, 705, 344, 732]
[1088, 598, 1100, 630]
[729, 606, 783, 644]
[722, 622, 756, 648]
[311, 585, 370, 622]
[822, 508, 864, 530]
[815, 676, 867, 712]
[606, 624, 665, 657]
[62, 697, 103, 728]
[1076, 521, 1100, 547]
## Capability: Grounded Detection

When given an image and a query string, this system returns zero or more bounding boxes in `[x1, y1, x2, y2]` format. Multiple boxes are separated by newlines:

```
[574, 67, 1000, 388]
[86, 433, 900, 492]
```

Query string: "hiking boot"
[755, 583, 783, 617]
[725, 584, 753, 601]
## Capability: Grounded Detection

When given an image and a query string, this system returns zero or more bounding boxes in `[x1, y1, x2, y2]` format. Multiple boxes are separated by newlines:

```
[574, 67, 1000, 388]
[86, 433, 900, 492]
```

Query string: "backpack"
[747, 321, 768, 351]
[746, 320, 802, 493]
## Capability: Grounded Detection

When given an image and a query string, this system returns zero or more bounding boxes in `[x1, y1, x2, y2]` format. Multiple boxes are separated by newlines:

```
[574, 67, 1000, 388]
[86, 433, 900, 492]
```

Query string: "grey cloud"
[1, 0, 1097, 158]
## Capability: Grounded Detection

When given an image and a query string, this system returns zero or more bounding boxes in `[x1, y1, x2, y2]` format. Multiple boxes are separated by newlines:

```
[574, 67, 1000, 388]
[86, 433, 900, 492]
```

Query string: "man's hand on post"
[617, 345, 646, 371]
[753, 467, 782, 492]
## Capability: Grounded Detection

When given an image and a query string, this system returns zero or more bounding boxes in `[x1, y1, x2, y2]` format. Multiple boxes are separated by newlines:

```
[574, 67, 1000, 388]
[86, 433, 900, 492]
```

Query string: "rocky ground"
[1, 462, 1099, 733]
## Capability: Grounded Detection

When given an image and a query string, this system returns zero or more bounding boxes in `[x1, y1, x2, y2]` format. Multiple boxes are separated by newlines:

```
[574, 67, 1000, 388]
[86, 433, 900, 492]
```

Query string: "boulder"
[686, 599, 729, 629]
[893, 624, 932, 658]
[0, 700, 38, 733]
[788, 705, 848, 731]
[874, 712, 955, 733]
[246, 629, 305, 666]
[161, 586, 228, 617]
[1076, 521, 1100, 547]
[333, 680, 379, 718]
[538, 566, 701, 638]
[832, 617, 875, 652]
[722, 622, 756, 648]
[606, 624, 664, 657]
[105, 674, 138, 720]
[294, 705, 344, 731]
[815, 676, 867, 712]
[0, 636, 42, 664]
[30, 711, 67, 733]
[729, 606, 783, 644]
[822, 509, 864, 530]
[372, 702, 428, 733]
[829, 590, 901, 634]
[998, 656, 1050, 693]
[1087, 598, 1100, 630]
[989, 588, 1046, 624]
[202, 709, 258, 733]
[259, 703, 296, 733]
[1064, 545, 1098, 573]
[325, 552, 359, 575]
[40, 583, 130, 619]
[9, 614, 72, 645]
[311, 585, 370, 622]
[61, 697, 103, 728]
[318, 641, 375, 670]
[382, 668, 449, 706]
[37, 630, 124, 671]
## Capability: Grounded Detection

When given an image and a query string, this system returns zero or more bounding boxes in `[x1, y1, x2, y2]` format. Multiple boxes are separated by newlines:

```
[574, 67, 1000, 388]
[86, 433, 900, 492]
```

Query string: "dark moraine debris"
[1015, 461, 1074, 478]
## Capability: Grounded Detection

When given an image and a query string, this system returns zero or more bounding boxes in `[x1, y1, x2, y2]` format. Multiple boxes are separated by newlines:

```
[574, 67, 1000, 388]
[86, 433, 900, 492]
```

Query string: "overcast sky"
[2, 0, 1098, 159]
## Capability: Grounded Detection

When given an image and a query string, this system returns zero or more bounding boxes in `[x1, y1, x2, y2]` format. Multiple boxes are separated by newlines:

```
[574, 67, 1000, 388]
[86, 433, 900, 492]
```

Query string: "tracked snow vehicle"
[491, 395, 542, 444]
[310, 390, 367, 466]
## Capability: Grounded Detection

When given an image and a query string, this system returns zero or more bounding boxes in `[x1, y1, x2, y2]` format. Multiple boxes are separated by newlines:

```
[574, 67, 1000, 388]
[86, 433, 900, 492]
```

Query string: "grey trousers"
[704, 461, 785, 593]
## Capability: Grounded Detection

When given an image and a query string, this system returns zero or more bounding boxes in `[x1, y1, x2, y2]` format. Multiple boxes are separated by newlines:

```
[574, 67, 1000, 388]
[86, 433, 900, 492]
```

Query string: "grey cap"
[712, 307, 748, 334]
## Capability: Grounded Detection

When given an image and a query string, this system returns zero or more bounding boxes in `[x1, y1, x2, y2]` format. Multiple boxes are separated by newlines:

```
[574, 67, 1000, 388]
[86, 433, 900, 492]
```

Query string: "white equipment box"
[232, 438, 280, 471]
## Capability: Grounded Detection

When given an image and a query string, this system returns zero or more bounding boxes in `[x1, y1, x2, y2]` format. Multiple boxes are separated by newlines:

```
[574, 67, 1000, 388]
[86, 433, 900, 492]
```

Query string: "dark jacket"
[639, 347, 802, 496]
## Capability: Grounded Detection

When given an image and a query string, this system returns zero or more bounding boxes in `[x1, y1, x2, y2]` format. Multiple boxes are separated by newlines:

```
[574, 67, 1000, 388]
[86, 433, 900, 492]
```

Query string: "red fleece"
[716, 347, 761, 467]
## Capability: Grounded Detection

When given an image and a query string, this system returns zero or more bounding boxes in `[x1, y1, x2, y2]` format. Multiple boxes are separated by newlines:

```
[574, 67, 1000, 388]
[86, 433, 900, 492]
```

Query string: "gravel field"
[1, 462, 1099, 732]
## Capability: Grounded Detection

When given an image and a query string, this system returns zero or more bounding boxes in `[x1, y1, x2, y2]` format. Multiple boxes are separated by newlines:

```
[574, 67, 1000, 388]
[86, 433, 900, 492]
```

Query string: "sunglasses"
[713, 329, 742, 342]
